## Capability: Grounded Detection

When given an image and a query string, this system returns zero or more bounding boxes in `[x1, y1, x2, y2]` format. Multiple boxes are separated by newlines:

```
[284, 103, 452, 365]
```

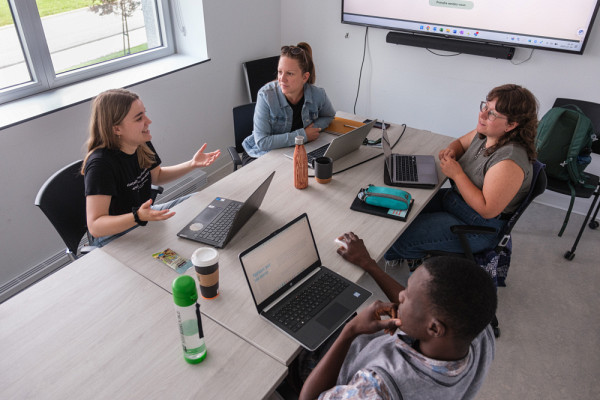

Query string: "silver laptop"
[239, 213, 371, 350]
[177, 171, 275, 248]
[284, 119, 376, 166]
[382, 124, 439, 188]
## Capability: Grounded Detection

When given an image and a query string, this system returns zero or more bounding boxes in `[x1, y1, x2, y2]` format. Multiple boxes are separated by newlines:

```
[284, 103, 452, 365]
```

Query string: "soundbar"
[386, 31, 515, 60]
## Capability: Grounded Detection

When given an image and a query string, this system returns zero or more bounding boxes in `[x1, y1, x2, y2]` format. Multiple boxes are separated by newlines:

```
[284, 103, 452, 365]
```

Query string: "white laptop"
[284, 119, 376, 166]
[239, 213, 371, 350]
[382, 123, 439, 188]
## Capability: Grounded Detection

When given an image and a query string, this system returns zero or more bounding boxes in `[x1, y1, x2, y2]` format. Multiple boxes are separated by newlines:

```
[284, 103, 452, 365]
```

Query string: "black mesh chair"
[35, 160, 163, 260]
[543, 98, 600, 260]
[242, 56, 279, 103]
[35, 160, 95, 260]
[228, 103, 256, 171]
[430, 161, 547, 337]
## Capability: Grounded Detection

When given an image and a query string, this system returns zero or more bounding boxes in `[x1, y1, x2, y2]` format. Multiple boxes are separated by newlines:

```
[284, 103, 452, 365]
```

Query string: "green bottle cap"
[172, 275, 198, 307]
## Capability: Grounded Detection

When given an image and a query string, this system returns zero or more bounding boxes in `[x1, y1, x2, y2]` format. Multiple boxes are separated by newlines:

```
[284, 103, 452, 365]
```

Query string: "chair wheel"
[589, 220, 599, 229]
[493, 326, 500, 338]
[564, 251, 575, 261]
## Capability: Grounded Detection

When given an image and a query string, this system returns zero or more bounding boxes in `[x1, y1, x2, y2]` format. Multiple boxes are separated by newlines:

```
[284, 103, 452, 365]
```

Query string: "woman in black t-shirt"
[82, 88, 220, 246]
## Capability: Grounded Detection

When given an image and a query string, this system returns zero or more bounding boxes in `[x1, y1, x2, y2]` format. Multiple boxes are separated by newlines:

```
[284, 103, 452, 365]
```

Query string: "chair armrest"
[150, 185, 164, 202]
[228, 146, 243, 171]
[80, 245, 98, 255]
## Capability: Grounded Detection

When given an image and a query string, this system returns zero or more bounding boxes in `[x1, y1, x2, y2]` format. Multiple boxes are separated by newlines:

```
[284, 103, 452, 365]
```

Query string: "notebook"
[177, 171, 275, 248]
[239, 213, 372, 350]
[382, 124, 439, 188]
[284, 119, 376, 167]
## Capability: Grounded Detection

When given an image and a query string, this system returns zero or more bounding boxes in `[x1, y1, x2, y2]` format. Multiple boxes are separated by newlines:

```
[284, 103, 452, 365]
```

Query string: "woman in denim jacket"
[242, 42, 335, 161]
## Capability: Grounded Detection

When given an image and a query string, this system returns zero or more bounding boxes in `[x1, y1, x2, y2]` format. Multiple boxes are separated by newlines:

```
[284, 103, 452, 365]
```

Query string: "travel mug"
[191, 247, 219, 299]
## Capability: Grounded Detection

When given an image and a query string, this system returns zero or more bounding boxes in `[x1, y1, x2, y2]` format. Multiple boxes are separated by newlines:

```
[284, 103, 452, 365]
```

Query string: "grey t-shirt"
[459, 134, 532, 214]
[335, 326, 495, 400]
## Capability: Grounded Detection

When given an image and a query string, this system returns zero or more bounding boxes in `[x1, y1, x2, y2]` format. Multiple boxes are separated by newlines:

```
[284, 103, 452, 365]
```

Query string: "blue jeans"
[91, 194, 192, 248]
[384, 189, 507, 260]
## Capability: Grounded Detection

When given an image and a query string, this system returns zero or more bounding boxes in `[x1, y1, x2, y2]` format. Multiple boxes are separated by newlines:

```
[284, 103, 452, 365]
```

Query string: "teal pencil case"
[357, 185, 411, 211]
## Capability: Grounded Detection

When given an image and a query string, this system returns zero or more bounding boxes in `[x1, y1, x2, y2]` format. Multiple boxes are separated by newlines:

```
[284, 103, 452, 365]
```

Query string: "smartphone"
[363, 119, 390, 130]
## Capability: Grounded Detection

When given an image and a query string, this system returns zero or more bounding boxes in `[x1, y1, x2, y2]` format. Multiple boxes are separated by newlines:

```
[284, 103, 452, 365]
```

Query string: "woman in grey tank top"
[385, 84, 538, 263]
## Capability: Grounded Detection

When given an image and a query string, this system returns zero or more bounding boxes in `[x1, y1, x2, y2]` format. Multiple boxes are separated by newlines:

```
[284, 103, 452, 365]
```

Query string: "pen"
[344, 124, 359, 129]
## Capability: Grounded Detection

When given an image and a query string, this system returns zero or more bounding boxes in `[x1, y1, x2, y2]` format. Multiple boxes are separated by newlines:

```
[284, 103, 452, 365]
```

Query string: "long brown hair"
[280, 42, 316, 84]
[483, 84, 538, 162]
[81, 89, 155, 174]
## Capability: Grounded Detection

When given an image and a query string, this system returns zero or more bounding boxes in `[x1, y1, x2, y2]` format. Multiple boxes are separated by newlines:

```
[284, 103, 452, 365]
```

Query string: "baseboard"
[0, 251, 71, 303]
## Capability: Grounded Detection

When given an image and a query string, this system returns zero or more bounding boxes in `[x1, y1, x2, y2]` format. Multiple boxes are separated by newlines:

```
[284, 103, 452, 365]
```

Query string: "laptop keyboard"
[194, 202, 242, 243]
[272, 271, 349, 332]
[393, 155, 419, 182]
[306, 144, 329, 164]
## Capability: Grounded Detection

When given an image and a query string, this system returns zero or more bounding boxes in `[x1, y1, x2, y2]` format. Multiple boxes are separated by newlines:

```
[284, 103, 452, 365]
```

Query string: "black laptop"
[239, 213, 372, 350]
[177, 171, 275, 248]
[382, 124, 439, 188]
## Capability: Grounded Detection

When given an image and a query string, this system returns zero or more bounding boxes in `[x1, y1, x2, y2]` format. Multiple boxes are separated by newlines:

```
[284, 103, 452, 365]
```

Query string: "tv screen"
[342, 0, 600, 55]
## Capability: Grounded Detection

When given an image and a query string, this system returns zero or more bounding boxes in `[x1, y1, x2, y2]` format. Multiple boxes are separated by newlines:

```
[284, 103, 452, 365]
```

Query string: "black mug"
[313, 157, 333, 184]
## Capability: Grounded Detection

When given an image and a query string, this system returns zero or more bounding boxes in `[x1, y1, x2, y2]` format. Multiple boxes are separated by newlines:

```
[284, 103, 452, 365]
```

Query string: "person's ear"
[505, 121, 518, 132]
[303, 71, 310, 83]
[113, 125, 121, 136]
[427, 318, 446, 338]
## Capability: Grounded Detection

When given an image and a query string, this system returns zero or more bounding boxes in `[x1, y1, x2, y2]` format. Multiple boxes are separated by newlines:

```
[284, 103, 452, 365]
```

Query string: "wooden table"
[0, 250, 286, 399]
[101, 120, 453, 365]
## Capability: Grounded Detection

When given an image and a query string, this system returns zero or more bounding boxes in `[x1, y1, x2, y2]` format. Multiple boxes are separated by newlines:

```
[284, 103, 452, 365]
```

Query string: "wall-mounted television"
[342, 0, 600, 55]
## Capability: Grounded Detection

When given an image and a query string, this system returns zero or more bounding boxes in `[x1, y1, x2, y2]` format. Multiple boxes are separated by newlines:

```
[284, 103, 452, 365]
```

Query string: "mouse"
[334, 238, 348, 249]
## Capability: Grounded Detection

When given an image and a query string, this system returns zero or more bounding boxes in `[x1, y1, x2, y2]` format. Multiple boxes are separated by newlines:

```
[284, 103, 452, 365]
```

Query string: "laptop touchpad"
[316, 302, 349, 329]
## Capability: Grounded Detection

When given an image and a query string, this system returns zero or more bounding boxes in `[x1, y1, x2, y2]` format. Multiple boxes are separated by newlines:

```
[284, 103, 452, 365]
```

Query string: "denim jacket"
[242, 81, 335, 158]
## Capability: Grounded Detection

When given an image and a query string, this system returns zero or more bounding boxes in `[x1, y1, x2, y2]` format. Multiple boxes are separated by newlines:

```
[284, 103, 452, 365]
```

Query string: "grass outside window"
[0, 1, 89, 26]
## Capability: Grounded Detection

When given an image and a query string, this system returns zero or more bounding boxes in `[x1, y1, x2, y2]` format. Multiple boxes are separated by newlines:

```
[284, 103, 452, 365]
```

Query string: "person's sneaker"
[384, 259, 401, 272]
[406, 258, 424, 272]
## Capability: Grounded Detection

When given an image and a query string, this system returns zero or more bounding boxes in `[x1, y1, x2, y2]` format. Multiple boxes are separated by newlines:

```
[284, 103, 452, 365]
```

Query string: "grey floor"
[357, 201, 600, 399]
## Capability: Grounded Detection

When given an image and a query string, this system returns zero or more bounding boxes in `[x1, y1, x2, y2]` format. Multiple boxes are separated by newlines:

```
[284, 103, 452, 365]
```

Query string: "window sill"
[0, 54, 209, 131]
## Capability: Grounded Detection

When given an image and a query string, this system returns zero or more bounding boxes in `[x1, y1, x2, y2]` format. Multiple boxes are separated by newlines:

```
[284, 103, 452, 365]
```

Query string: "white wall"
[0, 0, 281, 286]
[280, 0, 600, 220]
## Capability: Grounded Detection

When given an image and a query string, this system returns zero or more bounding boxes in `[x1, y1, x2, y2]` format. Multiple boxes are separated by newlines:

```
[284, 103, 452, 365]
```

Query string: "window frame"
[1, 0, 175, 105]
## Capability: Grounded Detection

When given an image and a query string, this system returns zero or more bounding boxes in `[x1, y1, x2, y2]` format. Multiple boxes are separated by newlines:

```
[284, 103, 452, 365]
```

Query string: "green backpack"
[536, 105, 596, 236]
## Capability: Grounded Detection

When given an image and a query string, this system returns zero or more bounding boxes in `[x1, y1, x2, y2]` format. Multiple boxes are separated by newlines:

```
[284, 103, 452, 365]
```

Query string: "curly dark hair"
[421, 256, 497, 341]
[482, 84, 539, 162]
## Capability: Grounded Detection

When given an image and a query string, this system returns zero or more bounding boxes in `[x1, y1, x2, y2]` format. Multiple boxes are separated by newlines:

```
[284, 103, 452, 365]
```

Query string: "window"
[0, 0, 174, 105]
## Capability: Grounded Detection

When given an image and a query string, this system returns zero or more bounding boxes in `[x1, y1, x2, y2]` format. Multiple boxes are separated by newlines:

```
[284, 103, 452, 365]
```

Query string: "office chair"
[227, 102, 256, 171]
[35, 160, 95, 261]
[35, 160, 163, 260]
[542, 98, 600, 260]
[242, 55, 279, 103]
[430, 161, 547, 338]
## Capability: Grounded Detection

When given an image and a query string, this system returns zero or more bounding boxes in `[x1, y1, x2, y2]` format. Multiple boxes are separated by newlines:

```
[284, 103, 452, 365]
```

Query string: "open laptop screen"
[381, 123, 393, 176]
[240, 215, 319, 305]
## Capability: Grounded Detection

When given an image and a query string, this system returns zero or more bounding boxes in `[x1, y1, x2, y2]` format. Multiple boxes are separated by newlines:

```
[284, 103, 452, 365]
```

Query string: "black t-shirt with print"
[84, 142, 161, 216]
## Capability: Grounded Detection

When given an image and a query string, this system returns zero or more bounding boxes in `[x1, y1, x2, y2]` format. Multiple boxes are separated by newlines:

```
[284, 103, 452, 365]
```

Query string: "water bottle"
[172, 275, 207, 364]
[293, 135, 308, 189]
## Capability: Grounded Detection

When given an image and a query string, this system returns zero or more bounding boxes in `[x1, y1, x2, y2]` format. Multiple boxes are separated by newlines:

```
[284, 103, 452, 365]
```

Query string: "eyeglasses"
[480, 101, 507, 122]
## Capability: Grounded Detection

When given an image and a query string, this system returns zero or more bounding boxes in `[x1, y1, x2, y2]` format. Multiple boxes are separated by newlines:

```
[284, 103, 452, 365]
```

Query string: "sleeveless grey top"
[458, 135, 532, 214]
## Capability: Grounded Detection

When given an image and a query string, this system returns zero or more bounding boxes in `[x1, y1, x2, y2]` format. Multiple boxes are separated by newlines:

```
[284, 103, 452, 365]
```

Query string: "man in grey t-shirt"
[299, 235, 497, 400]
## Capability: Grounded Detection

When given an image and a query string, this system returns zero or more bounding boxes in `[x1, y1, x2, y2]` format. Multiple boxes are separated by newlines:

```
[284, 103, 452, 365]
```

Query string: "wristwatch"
[132, 207, 148, 226]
